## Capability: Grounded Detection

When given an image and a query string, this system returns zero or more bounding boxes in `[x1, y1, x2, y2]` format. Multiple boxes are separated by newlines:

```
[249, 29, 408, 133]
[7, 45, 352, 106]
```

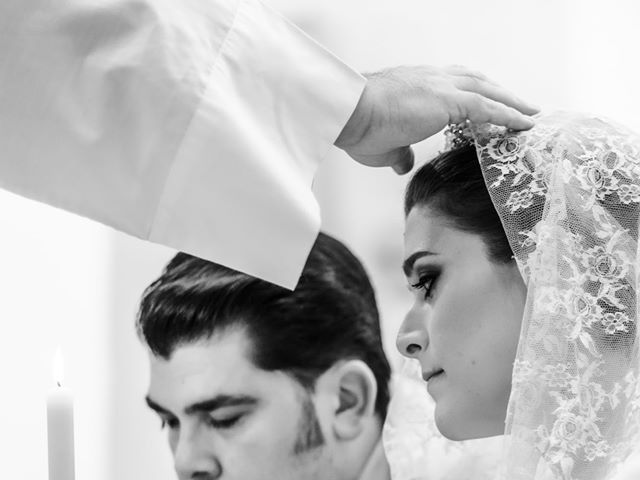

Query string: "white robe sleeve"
[0, 0, 365, 289]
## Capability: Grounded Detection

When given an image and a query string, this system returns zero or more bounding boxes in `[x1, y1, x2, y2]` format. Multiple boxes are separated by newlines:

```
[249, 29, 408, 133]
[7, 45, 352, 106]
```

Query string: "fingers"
[445, 65, 539, 116]
[453, 75, 539, 116]
[391, 147, 415, 175]
[459, 93, 536, 131]
[348, 147, 415, 174]
[444, 64, 492, 83]
[444, 65, 539, 129]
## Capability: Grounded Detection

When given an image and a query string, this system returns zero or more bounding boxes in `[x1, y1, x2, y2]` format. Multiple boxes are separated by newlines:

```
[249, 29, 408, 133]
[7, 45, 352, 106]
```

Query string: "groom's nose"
[174, 426, 222, 480]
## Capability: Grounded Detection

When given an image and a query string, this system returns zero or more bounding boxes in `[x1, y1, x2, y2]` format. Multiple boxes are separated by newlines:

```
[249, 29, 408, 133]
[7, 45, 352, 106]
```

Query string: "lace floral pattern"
[470, 112, 640, 480]
[383, 112, 640, 480]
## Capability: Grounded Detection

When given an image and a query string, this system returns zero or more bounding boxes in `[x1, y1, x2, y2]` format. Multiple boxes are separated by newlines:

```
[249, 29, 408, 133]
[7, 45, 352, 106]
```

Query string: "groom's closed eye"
[145, 394, 259, 430]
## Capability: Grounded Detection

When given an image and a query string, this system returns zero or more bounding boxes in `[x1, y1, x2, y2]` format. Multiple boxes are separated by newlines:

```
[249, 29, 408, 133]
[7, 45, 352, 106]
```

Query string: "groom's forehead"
[150, 330, 256, 387]
[148, 328, 304, 402]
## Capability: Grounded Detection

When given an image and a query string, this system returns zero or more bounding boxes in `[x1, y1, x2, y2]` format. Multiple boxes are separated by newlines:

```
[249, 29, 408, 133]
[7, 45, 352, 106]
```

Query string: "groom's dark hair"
[136, 232, 391, 420]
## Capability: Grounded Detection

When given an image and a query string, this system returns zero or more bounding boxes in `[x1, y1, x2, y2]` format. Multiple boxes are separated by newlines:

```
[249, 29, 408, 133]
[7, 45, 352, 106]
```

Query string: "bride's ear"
[329, 360, 378, 441]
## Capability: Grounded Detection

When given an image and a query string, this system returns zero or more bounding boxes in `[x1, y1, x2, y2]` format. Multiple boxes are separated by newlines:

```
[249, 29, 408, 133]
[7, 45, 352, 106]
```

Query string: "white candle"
[47, 349, 75, 480]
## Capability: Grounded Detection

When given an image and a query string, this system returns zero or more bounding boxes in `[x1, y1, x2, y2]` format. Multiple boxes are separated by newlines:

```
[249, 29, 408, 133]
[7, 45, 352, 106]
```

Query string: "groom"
[138, 232, 392, 480]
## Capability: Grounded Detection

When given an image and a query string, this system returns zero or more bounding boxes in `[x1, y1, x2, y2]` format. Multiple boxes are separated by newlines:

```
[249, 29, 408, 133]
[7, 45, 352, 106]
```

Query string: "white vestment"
[0, 0, 365, 288]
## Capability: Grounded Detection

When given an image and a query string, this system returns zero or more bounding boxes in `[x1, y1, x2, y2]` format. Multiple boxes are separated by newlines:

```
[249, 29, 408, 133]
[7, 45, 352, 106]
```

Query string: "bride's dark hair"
[404, 145, 514, 263]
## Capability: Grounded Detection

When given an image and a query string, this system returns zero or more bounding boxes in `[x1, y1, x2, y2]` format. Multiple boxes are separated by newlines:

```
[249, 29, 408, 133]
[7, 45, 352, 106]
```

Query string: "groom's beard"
[293, 392, 326, 455]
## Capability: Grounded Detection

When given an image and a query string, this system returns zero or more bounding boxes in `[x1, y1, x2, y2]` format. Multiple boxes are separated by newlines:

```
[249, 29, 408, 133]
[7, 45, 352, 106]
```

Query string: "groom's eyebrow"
[403, 251, 436, 276]
[145, 394, 259, 416]
[185, 395, 259, 414]
[145, 396, 173, 416]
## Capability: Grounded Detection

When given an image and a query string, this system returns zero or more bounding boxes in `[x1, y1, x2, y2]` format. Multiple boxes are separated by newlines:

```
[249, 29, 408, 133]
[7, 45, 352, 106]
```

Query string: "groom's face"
[145, 328, 340, 480]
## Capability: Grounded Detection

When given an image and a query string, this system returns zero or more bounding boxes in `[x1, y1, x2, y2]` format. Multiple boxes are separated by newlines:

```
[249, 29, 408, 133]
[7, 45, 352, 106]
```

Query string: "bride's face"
[398, 205, 527, 440]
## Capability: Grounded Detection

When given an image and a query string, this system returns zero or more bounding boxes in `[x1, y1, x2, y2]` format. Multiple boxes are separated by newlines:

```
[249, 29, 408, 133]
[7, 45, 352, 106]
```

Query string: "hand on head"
[334, 65, 539, 174]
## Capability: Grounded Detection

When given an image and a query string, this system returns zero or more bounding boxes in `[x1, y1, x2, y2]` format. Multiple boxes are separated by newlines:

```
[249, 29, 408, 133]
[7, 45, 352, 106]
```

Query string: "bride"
[387, 112, 640, 480]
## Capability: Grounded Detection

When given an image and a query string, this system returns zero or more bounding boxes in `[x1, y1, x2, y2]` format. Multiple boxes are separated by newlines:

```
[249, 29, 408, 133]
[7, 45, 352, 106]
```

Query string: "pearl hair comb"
[443, 121, 474, 151]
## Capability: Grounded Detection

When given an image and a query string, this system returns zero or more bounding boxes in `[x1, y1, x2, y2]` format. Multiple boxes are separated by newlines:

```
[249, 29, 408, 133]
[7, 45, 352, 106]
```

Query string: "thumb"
[390, 147, 415, 175]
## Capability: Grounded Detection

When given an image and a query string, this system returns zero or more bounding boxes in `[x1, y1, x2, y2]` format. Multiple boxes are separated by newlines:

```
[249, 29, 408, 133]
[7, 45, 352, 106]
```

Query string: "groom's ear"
[325, 360, 378, 441]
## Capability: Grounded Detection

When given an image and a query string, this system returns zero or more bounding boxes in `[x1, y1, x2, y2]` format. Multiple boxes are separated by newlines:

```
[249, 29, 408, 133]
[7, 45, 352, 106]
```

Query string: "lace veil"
[383, 112, 640, 480]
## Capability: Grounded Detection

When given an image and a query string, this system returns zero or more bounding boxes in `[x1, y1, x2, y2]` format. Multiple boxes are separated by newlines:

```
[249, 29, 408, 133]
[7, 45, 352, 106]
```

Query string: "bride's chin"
[434, 406, 504, 441]
[434, 413, 470, 441]
[433, 404, 466, 441]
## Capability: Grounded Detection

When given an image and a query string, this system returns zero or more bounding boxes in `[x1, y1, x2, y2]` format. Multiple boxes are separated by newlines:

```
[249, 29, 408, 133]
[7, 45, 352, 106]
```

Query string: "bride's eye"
[409, 274, 438, 300]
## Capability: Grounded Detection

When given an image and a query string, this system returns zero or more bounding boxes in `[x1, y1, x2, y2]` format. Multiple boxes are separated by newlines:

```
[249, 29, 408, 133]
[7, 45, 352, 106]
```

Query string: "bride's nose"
[396, 305, 429, 358]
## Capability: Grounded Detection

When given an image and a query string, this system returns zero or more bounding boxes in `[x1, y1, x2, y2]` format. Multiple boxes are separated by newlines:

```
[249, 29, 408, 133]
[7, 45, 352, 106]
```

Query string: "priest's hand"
[333, 65, 539, 174]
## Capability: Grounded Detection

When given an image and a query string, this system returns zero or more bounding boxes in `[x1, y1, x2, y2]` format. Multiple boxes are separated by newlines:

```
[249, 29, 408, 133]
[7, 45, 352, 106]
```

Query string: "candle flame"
[53, 348, 65, 387]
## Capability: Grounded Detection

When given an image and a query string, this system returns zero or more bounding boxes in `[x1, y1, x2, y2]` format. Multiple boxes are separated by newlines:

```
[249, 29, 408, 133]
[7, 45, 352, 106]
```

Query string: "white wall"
[0, 191, 111, 480]
[2, 1, 639, 479]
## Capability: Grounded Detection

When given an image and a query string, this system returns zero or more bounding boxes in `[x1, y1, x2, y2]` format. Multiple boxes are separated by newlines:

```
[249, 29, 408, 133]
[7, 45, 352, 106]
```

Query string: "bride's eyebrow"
[402, 251, 437, 276]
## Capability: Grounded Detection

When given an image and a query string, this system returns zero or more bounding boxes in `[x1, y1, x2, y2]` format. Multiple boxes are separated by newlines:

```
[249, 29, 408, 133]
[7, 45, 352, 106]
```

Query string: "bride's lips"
[422, 369, 444, 383]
